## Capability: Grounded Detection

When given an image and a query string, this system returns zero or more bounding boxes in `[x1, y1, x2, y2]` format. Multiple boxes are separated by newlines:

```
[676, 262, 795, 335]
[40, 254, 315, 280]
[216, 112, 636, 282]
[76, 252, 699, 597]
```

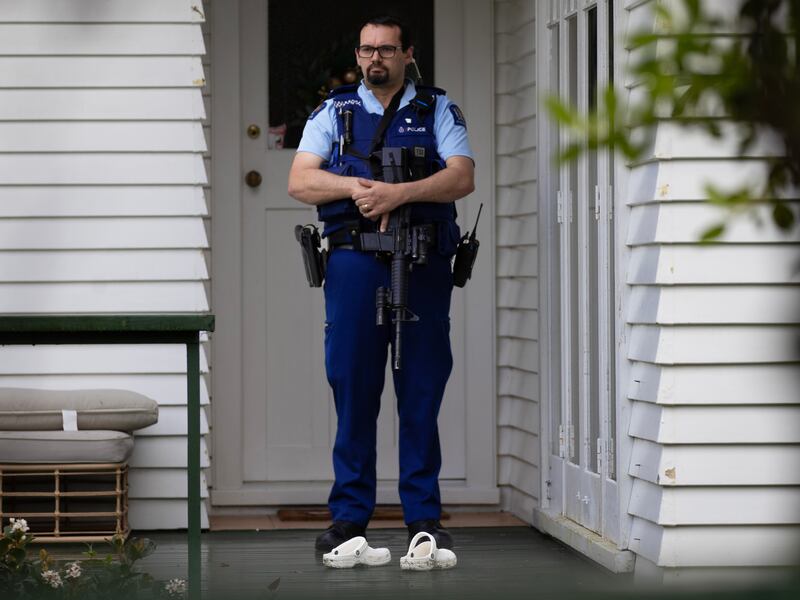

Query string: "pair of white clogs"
[322, 532, 457, 570]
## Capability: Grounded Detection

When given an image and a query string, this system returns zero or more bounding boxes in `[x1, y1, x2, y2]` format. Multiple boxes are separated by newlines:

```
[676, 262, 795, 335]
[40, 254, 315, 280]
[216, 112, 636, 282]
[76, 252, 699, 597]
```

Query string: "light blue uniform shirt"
[297, 80, 474, 163]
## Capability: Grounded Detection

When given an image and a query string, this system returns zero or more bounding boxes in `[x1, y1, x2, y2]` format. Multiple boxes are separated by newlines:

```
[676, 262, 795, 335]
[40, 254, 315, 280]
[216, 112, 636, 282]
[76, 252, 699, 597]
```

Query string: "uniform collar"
[357, 79, 417, 115]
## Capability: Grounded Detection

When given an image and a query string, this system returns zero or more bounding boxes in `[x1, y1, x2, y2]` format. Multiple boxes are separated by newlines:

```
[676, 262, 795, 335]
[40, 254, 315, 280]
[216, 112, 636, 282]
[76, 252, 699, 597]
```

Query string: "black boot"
[315, 521, 366, 552]
[407, 519, 453, 550]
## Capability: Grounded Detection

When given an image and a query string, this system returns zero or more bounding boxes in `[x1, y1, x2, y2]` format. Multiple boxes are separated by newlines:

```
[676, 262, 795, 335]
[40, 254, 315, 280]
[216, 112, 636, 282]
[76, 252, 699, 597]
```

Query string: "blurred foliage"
[547, 0, 800, 241]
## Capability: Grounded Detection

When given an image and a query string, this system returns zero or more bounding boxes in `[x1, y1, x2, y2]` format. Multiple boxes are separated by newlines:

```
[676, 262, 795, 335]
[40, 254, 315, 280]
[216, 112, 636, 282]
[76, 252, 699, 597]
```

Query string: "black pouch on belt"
[452, 203, 484, 288]
[294, 224, 327, 287]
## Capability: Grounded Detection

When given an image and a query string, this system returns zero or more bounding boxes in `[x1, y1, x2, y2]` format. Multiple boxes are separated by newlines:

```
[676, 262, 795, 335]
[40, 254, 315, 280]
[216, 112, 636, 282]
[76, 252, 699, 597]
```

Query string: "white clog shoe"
[400, 531, 457, 571]
[322, 536, 391, 568]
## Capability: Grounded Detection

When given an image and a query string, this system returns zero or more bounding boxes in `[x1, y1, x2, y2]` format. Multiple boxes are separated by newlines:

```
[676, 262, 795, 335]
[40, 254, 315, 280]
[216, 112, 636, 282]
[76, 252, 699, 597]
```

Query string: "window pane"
[550, 24, 563, 458]
[567, 15, 580, 466]
[587, 6, 600, 475]
[268, 1, 434, 148]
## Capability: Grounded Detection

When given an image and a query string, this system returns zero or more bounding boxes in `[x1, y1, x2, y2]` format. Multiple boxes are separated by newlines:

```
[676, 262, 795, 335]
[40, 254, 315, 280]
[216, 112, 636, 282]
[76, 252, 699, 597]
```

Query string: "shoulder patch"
[449, 104, 467, 128]
[308, 102, 326, 121]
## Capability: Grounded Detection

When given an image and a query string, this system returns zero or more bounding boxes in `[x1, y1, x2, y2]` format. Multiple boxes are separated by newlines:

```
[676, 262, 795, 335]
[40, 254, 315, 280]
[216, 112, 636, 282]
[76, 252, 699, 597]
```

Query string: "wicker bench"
[0, 387, 158, 543]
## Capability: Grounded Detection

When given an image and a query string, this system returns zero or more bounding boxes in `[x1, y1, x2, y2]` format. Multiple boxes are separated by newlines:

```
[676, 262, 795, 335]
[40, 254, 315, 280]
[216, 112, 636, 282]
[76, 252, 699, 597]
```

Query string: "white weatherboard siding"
[623, 0, 800, 578]
[495, 0, 540, 522]
[0, 0, 210, 530]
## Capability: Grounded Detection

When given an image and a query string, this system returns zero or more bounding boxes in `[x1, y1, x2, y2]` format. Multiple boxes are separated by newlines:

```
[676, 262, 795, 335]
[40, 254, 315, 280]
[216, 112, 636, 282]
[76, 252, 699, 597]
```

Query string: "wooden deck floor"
[130, 526, 626, 600]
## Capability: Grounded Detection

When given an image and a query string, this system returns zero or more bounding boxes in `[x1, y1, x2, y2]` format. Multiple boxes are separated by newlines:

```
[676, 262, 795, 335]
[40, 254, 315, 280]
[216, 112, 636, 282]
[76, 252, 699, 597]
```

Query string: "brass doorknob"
[245, 170, 262, 188]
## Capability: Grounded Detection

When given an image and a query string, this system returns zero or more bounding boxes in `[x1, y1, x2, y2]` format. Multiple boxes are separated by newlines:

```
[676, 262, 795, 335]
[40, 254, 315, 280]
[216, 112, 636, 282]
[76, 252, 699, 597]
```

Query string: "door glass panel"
[267, 1, 434, 148]
[587, 6, 600, 474]
[567, 15, 580, 466]
[550, 24, 563, 457]
[607, 0, 617, 480]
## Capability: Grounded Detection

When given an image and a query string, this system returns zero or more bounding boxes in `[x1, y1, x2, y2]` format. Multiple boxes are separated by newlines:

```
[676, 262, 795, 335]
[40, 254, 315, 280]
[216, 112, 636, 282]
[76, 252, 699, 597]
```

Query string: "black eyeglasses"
[356, 45, 401, 59]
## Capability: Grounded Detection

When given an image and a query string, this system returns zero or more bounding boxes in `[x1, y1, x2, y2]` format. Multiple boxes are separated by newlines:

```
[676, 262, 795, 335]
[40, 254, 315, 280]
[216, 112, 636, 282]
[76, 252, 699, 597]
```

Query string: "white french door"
[542, 0, 619, 542]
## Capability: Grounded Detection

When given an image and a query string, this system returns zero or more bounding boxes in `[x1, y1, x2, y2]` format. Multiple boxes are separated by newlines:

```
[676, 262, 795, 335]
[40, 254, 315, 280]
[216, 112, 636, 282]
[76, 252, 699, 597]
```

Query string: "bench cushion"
[0, 388, 158, 432]
[0, 430, 134, 463]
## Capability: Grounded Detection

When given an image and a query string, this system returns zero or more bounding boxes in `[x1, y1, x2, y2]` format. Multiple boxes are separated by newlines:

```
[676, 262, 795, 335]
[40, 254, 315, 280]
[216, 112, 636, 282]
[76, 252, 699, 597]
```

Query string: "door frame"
[210, 0, 497, 508]
[537, 0, 627, 545]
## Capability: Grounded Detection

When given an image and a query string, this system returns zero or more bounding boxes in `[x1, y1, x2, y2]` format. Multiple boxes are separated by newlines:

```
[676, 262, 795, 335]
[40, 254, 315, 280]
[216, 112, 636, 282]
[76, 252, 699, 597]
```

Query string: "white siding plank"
[0, 186, 207, 217]
[0, 57, 204, 88]
[628, 203, 800, 245]
[498, 338, 538, 372]
[628, 286, 800, 325]
[498, 367, 539, 400]
[628, 246, 800, 285]
[0, 345, 209, 375]
[629, 363, 800, 405]
[0, 24, 204, 54]
[136, 406, 209, 436]
[629, 439, 800, 486]
[0, 373, 210, 406]
[129, 437, 210, 469]
[0, 1, 204, 23]
[128, 469, 209, 498]
[497, 214, 538, 246]
[630, 518, 800, 567]
[629, 325, 800, 364]
[499, 486, 536, 524]
[0, 282, 209, 313]
[498, 396, 540, 435]
[497, 149, 537, 186]
[629, 480, 800, 526]
[498, 455, 540, 498]
[498, 277, 539, 310]
[498, 426, 539, 465]
[0, 218, 208, 249]
[630, 401, 800, 444]
[0, 155, 206, 185]
[496, 84, 536, 125]
[0, 89, 205, 120]
[0, 250, 208, 282]
[498, 247, 539, 276]
[496, 182, 537, 216]
[0, 122, 207, 152]
[652, 122, 785, 160]
[627, 160, 799, 203]
[128, 499, 209, 530]
[498, 307, 539, 339]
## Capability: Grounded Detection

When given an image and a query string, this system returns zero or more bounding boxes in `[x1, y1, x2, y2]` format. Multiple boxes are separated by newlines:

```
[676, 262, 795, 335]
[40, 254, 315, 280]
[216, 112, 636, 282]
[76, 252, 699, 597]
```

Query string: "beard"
[366, 66, 389, 86]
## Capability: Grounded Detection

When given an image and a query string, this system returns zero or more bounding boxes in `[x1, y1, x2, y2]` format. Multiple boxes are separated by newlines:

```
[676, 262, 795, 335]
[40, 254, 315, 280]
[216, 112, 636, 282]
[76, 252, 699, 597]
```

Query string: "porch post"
[187, 336, 201, 600]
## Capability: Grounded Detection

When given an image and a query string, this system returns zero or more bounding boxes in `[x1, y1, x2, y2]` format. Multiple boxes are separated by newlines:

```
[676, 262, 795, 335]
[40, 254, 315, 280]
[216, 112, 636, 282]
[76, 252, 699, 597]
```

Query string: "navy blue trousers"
[323, 247, 453, 527]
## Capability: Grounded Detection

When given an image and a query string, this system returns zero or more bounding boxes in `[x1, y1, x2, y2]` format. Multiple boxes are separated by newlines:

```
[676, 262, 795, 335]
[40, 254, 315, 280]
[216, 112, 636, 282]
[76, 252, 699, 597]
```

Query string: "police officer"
[288, 15, 474, 554]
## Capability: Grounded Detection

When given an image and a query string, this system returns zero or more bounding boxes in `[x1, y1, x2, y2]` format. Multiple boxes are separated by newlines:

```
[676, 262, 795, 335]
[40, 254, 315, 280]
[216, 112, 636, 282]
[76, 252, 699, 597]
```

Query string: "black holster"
[294, 224, 327, 287]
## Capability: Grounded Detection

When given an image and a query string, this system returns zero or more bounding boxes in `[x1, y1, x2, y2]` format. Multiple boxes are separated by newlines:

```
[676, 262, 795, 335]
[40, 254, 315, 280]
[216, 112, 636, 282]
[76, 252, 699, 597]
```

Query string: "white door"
[541, 0, 619, 541]
[212, 0, 496, 507]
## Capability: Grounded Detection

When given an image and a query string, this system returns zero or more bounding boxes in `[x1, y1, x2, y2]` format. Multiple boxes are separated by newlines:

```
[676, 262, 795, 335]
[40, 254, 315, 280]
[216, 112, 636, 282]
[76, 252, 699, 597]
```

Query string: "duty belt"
[327, 221, 438, 251]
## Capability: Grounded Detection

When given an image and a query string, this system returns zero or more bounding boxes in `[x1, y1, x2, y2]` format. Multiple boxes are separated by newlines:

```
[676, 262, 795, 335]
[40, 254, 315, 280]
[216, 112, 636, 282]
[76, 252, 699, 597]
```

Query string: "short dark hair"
[361, 15, 412, 50]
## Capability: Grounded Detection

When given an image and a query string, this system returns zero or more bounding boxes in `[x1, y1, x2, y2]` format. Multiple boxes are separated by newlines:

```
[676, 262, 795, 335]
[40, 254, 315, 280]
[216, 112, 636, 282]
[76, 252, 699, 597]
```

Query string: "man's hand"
[352, 178, 408, 232]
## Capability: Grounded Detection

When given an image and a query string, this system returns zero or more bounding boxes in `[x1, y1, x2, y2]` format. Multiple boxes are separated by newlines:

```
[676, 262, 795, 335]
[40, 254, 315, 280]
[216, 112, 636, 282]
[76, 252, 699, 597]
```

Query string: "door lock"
[245, 170, 262, 188]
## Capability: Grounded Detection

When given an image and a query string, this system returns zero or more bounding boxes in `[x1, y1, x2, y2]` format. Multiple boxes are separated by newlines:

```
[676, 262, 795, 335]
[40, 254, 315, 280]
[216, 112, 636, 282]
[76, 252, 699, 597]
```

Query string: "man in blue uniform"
[288, 15, 474, 554]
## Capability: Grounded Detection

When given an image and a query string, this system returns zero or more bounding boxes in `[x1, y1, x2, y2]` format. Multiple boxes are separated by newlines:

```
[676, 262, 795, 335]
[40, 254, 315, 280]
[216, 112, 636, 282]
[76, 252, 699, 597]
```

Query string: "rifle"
[358, 147, 433, 370]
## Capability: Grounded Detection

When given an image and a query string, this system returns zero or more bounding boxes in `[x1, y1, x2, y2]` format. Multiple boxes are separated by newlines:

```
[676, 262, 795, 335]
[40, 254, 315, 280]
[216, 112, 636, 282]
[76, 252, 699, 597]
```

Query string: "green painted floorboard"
[132, 527, 624, 600]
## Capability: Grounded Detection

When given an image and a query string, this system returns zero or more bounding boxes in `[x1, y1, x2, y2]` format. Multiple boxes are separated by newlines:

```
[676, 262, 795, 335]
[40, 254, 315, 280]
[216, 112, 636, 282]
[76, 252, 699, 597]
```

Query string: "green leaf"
[545, 96, 576, 126]
[773, 202, 796, 230]
[559, 143, 583, 163]
[700, 223, 725, 242]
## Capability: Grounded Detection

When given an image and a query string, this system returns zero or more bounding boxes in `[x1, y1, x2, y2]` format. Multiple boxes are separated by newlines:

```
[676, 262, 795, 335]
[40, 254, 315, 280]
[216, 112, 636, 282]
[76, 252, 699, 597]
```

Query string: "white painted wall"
[622, 0, 800, 579]
[494, 0, 540, 521]
[0, 0, 211, 529]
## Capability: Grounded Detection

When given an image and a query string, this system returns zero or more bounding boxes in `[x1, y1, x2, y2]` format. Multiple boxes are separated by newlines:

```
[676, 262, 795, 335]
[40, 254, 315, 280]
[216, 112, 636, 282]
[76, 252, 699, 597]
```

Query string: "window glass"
[268, 1, 434, 148]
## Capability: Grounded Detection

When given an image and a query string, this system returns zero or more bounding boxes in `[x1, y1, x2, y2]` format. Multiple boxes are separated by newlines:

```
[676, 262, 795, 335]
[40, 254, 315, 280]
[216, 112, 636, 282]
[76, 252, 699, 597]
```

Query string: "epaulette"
[328, 83, 360, 98]
[410, 85, 445, 115]
[414, 84, 447, 96]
